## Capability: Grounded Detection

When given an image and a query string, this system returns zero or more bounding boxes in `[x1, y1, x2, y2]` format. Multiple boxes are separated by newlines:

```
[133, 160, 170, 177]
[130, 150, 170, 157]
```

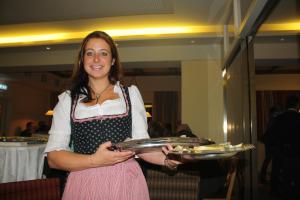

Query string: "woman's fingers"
[90, 142, 135, 166]
[112, 150, 135, 163]
[115, 150, 135, 160]
[162, 144, 182, 169]
[162, 143, 174, 155]
[100, 141, 112, 150]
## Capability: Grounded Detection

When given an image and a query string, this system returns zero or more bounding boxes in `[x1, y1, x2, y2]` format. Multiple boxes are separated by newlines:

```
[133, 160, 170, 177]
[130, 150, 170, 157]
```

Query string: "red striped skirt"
[62, 159, 149, 200]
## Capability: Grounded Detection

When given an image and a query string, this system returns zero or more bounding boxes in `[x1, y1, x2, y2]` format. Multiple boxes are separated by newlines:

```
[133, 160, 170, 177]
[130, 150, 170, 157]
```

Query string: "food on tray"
[172, 143, 255, 154]
[173, 145, 224, 153]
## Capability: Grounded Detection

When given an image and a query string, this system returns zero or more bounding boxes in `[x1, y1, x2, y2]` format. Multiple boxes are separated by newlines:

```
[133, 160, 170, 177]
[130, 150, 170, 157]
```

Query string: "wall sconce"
[45, 110, 53, 116]
[146, 112, 152, 118]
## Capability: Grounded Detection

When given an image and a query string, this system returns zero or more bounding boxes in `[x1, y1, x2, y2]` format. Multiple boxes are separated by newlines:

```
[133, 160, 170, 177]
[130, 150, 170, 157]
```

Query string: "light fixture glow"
[0, 33, 69, 45]
[45, 110, 54, 116]
[146, 112, 152, 118]
[259, 22, 300, 32]
[105, 26, 218, 37]
[222, 69, 226, 78]
[0, 25, 221, 47]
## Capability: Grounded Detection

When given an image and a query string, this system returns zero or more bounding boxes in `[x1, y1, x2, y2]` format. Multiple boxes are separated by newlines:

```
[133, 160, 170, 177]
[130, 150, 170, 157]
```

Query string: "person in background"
[175, 123, 197, 137]
[260, 105, 281, 183]
[163, 122, 173, 137]
[36, 120, 50, 134]
[268, 95, 300, 198]
[147, 120, 165, 138]
[20, 122, 35, 137]
[45, 31, 180, 200]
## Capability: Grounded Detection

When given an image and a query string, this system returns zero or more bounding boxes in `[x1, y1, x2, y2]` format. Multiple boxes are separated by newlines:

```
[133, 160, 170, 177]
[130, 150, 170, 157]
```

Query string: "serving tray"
[0, 136, 47, 145]
[167, 143, 255, 161]
[110, 137, 215, 153]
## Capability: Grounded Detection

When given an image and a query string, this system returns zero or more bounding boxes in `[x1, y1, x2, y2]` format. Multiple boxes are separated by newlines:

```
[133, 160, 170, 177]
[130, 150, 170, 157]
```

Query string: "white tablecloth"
[0, 144, 46, 183]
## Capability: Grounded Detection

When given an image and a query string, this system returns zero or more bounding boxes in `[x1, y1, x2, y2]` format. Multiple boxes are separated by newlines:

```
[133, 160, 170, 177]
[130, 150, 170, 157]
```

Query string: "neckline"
[90, 83, 111, 104]
[71, 85, 130, 122]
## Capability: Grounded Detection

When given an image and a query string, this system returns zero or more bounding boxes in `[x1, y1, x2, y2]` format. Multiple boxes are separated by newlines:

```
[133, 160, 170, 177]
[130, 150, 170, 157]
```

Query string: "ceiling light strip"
[0, 26, 221, 46]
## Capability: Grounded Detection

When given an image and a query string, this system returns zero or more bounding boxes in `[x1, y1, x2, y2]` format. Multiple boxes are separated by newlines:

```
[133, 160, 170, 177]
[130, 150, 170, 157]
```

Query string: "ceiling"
[0, 0, 299, 77]
[0, 0, 228, 26]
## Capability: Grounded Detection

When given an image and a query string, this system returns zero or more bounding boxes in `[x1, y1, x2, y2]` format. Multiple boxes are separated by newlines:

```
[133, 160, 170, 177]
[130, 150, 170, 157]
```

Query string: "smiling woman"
[45, 31, 180, 200]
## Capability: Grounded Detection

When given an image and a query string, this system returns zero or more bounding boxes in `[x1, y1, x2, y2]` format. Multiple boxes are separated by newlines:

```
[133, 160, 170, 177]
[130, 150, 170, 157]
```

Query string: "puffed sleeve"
[44, 91, 72, 153]
[129, 85, 150, 139]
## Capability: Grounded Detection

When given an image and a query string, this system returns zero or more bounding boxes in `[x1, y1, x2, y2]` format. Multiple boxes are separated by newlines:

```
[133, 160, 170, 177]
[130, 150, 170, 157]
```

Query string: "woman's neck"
[89, 78, 111, 94]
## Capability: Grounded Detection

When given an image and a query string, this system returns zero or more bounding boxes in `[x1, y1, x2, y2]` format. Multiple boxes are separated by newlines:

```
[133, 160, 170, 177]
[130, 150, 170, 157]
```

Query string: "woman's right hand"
[89, 141, 135, 167]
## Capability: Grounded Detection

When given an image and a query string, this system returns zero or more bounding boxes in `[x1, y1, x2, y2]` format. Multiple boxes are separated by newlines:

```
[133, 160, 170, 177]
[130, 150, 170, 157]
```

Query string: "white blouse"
[45, 83, 149, 153]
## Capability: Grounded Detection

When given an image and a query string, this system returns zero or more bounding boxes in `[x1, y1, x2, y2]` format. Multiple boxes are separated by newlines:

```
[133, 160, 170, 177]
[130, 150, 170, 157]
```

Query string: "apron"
[62, 86, 149, 200]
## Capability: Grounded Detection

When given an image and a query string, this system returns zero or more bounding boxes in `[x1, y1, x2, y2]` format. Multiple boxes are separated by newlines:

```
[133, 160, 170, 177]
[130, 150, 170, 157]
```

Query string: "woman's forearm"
[47, 150, 93, 172]
[138, 146, 181, 170]
[47, 143, 136, 172]
[138, 151, 166, 166]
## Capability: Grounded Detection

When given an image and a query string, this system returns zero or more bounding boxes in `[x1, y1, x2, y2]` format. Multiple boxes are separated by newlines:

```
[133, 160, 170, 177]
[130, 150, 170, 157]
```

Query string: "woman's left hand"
[162, 144, 182, 170]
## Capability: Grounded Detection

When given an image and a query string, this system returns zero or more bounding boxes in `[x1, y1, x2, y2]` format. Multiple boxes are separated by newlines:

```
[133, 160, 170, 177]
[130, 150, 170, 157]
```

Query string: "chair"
[202, 157, 238, 200]
[0, 178, 61, 200]
[138, 159, 200, 200]
[146, 168, 200, 200]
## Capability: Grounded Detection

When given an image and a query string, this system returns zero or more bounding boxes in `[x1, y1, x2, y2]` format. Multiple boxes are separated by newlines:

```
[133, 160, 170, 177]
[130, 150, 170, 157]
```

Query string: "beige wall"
[123, 76, 181, 103]
[255, 74, 300, 90]
[181, 60, 224, 142]
[4, 82, 51, 136]
[254, 42, 299, 59]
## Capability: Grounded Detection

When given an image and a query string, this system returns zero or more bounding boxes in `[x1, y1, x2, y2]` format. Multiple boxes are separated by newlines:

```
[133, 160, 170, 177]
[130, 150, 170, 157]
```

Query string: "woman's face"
[83, 38, 115, 81]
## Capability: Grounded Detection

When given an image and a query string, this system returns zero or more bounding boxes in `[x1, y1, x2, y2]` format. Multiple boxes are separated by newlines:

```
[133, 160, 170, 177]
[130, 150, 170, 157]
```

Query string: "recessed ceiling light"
[46, 46, 51, 50]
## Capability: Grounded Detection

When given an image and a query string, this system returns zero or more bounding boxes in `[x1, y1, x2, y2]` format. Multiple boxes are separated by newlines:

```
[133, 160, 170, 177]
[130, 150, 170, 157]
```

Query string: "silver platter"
[110, 137, 214, 153]
[167, 143, 255, 161]
[167, 152, 237, 161]
[0, 136, 47, 144]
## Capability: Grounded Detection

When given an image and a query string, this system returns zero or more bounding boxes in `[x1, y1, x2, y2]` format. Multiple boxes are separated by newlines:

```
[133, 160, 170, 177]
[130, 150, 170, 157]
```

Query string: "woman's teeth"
[92, 65, 103, 70]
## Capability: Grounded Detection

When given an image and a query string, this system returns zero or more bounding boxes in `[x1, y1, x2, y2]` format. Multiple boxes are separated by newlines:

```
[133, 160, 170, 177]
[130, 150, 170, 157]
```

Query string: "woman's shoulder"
[124, 84, 139, 93]
[117, 82, 140, 94]
[58, 90, 71, 100]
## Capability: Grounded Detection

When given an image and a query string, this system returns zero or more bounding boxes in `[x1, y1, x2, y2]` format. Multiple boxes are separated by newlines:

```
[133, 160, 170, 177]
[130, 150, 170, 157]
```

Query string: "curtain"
[152, 91, 179, 133]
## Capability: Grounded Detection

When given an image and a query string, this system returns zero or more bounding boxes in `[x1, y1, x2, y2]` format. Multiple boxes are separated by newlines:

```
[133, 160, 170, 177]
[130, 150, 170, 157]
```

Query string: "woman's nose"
[93, 53, 101, 62]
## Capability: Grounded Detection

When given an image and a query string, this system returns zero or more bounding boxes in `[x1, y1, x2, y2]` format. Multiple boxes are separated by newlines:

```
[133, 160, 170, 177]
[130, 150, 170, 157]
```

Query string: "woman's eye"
[100, 51, 108, 57]
[85, 51, 94, 57]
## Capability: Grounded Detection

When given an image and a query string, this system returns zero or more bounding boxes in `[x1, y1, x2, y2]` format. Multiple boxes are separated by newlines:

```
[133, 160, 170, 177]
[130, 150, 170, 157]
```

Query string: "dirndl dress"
[62, 86, 149, 200]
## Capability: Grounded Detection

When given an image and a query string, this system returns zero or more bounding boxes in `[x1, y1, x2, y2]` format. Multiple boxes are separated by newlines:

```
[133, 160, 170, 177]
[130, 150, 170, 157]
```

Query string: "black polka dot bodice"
[70, 86, 132, 155]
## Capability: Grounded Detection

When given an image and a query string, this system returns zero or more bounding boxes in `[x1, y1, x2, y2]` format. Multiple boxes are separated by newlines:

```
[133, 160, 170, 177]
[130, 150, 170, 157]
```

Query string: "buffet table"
[0, 143, 46, 183]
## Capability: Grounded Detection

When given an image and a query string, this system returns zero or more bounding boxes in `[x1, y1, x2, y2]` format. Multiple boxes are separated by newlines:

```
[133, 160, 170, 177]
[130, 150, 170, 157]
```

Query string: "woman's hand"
[162, 144, 182, 170]
[89, 141, 135, 167]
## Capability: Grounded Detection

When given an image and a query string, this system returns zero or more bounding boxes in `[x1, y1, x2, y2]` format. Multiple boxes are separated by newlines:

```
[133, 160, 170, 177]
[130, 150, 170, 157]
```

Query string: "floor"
[257, 181, 282, 200]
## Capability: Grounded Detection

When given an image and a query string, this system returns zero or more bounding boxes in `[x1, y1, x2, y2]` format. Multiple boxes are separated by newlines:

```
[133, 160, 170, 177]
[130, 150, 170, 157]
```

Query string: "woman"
[45, 31, 179, 200]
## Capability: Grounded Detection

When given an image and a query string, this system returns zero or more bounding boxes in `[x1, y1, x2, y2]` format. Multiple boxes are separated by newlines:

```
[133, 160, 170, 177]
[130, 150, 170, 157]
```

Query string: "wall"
[4, 81, 51, 136]
[0, 72, 63, 136]
[122, 75, 181, 103]
[255, 74, 300, 90]
[181, 60, 224, 142]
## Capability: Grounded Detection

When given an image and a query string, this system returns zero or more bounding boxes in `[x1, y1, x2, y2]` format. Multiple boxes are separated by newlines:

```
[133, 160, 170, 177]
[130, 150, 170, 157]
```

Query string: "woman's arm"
[138, 145, 181, 170]
[48, 141, 135, 171]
